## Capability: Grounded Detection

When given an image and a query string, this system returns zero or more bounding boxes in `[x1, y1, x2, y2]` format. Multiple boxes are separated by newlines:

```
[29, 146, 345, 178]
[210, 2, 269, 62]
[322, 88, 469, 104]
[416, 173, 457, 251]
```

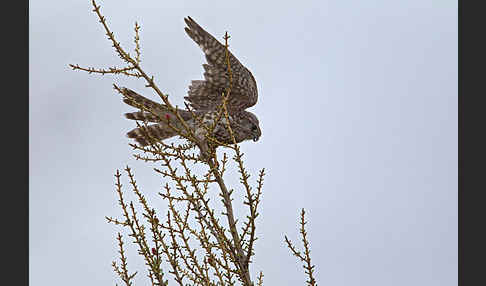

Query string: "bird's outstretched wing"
[184, 16, 258, 114]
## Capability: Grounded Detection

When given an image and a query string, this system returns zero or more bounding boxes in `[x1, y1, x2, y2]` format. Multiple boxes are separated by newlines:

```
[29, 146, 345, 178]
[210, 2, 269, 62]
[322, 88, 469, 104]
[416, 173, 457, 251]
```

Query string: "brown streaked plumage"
[120, 17, 261, 148]
[183, 16, 258, 114]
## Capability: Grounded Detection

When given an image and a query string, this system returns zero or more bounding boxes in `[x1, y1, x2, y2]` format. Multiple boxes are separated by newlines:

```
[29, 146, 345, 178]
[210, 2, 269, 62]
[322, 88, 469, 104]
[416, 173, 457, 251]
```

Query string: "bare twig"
[72, 2, 269, 285]
[284, 209, 317, 286]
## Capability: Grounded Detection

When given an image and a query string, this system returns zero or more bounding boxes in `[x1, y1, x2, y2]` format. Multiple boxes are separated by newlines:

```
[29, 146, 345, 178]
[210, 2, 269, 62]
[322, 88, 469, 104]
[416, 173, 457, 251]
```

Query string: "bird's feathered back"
[119, 17, 261, 147]
[183, 16, 258, 114]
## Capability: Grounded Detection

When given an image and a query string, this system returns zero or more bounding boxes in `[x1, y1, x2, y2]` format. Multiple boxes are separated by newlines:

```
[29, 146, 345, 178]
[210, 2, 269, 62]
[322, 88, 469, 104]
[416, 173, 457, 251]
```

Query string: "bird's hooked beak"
[251, 124, 261, 142]
[252, 134, 260, 142]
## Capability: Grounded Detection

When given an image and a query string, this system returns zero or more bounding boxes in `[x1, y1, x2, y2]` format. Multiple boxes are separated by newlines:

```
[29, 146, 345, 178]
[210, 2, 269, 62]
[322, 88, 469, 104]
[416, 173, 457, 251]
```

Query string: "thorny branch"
[71, 1, 266, 286]
[284, 209, 317, 286]
[72, 1, 318, 285]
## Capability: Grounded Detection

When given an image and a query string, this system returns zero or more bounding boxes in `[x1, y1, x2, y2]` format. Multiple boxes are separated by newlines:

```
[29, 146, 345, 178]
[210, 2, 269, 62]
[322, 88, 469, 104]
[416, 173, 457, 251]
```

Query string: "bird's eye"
[251, 125, 257, 132]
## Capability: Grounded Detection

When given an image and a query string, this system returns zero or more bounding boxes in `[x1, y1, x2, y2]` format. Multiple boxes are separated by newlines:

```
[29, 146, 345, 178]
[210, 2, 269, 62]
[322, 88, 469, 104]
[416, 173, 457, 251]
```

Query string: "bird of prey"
[120, 16, 261, 149]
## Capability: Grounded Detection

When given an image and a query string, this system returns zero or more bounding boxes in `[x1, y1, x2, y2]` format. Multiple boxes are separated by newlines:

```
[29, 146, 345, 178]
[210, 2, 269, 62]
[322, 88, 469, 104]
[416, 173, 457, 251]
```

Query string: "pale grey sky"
[30, 0, 457, 285]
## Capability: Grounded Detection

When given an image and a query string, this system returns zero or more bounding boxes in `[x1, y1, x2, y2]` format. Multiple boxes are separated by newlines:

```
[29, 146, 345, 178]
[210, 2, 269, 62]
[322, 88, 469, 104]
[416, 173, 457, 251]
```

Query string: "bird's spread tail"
[120, 88, 196, 146]
[124, 111, 160, 123]
[126, 122, 179, 146]
[121, 88, 169, 115]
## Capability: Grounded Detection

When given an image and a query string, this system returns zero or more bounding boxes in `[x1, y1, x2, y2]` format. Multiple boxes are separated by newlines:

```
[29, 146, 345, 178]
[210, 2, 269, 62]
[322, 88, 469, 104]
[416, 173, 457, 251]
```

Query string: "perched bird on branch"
[120, 16, 261, 149]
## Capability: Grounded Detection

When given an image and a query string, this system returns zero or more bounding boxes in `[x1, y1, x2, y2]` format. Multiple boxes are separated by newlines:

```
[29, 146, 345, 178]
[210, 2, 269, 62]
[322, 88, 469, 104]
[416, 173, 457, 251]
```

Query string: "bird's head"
[242, 111, 261, 142]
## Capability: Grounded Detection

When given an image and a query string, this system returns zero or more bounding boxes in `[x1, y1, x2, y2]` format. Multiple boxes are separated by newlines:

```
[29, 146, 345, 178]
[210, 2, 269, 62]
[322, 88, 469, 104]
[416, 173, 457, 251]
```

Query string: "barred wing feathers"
[183, 16, 258, 114]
